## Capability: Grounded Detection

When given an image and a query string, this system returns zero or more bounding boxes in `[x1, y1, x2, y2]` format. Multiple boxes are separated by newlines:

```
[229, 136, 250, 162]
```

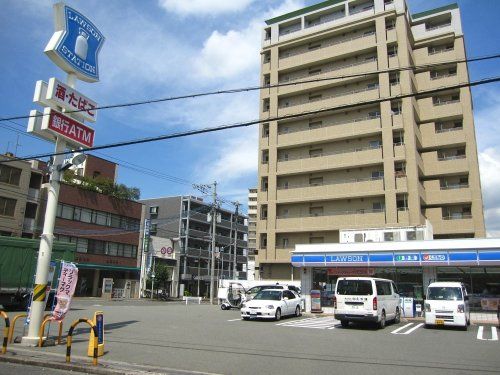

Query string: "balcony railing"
[442, 213, 472, 220]
[23, 218, 36, 232]
[440, 183, 469, 190]
[426, 22, 451, 32]
[349, 5, 374, 15]
[430, 73, 457, 80]
[278, 144, 382, 162]
[433, 99, 460, 106]
[438, 154, 466, 161]
[279, 57, 377, 84]
[27, 188, 40, 201]
[428, 47, 454, 56]
[436, 126, 463, 134]
[279, 30, 375, 60]
[305, 13, 345, 29]
[278, 85, 379, 109]
[277, 208, 384, 219]
[277, 176, 384, 190]
[278, 114, 380, 135]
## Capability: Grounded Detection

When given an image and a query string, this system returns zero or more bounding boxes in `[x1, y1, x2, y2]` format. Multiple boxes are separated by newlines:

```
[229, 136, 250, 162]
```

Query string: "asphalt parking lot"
[1, 299, 499, 375]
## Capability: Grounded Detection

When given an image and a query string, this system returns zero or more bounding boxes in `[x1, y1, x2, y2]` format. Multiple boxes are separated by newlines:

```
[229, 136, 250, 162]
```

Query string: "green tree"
[148, 263, 171, 294]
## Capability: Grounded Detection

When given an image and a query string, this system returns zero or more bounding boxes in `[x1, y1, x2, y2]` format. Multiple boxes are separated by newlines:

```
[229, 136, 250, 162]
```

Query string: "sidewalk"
[0, 346, 219, 375]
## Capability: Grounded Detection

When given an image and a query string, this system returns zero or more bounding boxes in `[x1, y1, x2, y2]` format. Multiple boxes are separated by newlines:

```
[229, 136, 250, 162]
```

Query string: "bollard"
[1, 310, 10, 354]
[8, 313, 27, 344]
[66, 318, 98, 366]
[38, 317, 63, 347]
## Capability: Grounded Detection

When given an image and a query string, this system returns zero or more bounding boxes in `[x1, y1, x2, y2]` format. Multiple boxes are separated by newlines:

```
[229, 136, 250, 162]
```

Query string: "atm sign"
[422, 253, 448, 262]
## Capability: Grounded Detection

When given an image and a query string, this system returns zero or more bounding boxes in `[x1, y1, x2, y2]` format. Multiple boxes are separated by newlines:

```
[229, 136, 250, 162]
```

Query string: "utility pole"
[209, 181, 217, 305]
[232, 202, 240, 280]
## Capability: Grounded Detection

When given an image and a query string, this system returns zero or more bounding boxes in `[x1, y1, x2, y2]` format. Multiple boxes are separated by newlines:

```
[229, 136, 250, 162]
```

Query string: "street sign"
[41, 108, 95, 147]
[45, 3, 105, 82]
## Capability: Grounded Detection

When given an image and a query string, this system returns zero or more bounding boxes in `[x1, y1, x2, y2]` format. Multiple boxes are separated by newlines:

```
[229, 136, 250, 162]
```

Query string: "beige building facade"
[256, 0, 485, 280]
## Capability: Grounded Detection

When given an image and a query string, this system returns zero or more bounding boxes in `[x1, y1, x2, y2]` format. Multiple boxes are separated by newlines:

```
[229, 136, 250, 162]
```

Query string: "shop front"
[292, 238, 500, 317]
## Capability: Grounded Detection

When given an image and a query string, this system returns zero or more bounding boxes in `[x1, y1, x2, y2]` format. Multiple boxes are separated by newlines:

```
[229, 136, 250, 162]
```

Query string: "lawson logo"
[330, 255, 367, 263]
[422, 253, 447, 262]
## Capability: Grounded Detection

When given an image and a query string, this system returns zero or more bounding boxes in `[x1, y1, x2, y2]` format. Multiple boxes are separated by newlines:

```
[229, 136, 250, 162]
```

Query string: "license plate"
[435, 319, 444, 325]
[351, 305, 359, 309]
[250, 312, 257, 315]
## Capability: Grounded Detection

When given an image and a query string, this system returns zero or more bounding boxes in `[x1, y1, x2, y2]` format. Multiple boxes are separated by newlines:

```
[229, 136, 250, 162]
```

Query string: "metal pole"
[209, 181, 217, 305]
[232, 202, 239, 280]
[151, 255, 155, 300]
[197, 255, 201, 297]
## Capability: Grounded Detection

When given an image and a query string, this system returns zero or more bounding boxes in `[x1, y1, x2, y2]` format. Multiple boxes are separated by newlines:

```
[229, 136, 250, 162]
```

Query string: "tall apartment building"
[256, 0, 485, 280]
[247, 188, 258, 280]
[0, 153, 45, 238]
[140, 196, 248, 297]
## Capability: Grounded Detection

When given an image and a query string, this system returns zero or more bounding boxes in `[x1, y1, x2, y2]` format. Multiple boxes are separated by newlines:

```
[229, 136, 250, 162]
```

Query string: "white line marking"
[477, 326, 484, 340]
[227, 318, 242, 322]
[402, 323, 424, 334]
[391, 323, 413, 334]
[276, 317, 319, 325]
[492, 327, 498, 341]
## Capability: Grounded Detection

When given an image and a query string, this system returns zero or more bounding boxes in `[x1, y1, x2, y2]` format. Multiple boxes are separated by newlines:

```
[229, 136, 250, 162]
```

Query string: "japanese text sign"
[52, 262, 78, 321]
[46, 78, 97, 122]
[41, 108, 95, 147]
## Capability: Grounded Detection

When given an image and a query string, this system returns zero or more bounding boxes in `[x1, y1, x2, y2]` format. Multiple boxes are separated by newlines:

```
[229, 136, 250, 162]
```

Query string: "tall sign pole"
[209, 182, 217, 305]
[22, 2, 104, 345]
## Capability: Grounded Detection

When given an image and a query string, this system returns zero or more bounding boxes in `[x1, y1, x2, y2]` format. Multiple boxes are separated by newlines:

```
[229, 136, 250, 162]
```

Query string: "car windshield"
[253, 290, 282, 301]
[427, 287, 463, 301]
[336, 280, 373, 295]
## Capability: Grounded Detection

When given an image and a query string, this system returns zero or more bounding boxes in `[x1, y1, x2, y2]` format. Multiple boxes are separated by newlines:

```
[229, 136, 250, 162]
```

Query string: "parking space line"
[402, 323, 424, 334]
[477, 326, 499, 341]
[227, 318, 242, 322]
[276, 317, 318, 326]
[276, 317, 339, 330]
[391, 323, 413, 334]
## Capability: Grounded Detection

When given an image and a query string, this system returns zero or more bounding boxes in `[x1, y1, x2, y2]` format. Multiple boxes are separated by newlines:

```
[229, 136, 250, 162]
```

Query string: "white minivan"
[424, 282, 470, 330]
[334, 277, 401, 329]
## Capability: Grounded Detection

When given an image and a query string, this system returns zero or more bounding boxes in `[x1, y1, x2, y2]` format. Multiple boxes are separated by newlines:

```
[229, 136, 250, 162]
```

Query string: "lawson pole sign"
[40, 107, 95, 148]
[45, 2, 105, 82]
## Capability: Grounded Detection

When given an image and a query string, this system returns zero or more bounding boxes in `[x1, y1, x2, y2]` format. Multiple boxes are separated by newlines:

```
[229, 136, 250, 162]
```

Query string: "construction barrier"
[8, 313, 26, 344]
[38, 317, 63, 347]
[66, 318, 98, 366]
[1, 310, 9, 354]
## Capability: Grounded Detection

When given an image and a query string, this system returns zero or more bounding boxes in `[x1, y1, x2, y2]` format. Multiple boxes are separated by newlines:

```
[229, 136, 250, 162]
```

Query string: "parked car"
[241, 289, 302, 321]
[424, 282, 470, 330]
[333, 277, 401, 329]
[245, 284, 300, 301]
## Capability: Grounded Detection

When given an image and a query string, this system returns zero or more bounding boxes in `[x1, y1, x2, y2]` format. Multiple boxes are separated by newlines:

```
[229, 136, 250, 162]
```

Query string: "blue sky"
[1, 0, 500, 232]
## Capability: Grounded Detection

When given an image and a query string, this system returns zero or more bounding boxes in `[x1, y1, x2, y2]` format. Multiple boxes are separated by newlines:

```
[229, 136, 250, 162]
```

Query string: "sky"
[1, 0, 500, 233]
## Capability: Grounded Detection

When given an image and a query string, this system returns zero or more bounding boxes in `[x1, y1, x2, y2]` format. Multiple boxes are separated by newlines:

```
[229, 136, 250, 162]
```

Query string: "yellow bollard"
[8, 313, 27, 344]
[87, 311, 104, 357]
[1, 310, 10, 354]
[66, 318, 98, 366]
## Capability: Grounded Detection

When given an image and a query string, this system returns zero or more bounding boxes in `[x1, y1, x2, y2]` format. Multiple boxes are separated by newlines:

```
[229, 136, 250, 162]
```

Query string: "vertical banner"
[52, 262, 79, 321]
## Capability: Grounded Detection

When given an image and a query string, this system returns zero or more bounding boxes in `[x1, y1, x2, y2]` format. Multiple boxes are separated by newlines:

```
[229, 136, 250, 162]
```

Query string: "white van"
[424, 282, 470, 330]
[334, 277, 401, 329]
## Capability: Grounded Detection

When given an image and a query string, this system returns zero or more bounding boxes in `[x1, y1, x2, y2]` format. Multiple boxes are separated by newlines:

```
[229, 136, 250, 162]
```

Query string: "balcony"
[392, 114, 403, 129]
[419, 122, 465, 149]
[395, 176, 407, 192]
[418, 97, 462, 122]
[278, 58, 378, 96]
[421, 151, 468, 177]
[425, 208, 474, 235]
[423, 180, 471, 205]
[417, 72, 459, 91]
[23, 218, 36, 232]
[277, 146, 383, 175]
[278, 116, 381, 147]
[413, 46, 456, 66]
[278, 85, 380, 117]
[278, 32, 376, 71]
[276, 177, 384, 203]
[394, 144, 405, 160]
[411, 21, 453, 42]
[276, 209, 386, 231]
[397, 208, 410, 225]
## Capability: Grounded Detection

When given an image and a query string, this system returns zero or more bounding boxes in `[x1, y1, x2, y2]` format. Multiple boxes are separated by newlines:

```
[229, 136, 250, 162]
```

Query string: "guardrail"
[38, 316, 63, 347]
[66, 318, 99, 366]
[7, 313, 27, 344]
[1, 310, 10, 354]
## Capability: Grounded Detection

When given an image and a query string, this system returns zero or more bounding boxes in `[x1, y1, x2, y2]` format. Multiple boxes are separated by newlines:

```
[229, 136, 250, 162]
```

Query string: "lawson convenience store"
[292, 238, 500, 313]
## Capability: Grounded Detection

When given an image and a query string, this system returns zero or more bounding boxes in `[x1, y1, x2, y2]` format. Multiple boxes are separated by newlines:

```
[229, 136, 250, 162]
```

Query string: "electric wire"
[0, 53, 498, 122]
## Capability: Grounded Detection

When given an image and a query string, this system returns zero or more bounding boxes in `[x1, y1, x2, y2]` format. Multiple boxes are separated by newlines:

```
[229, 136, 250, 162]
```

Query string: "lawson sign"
[45, 2, 105, 82]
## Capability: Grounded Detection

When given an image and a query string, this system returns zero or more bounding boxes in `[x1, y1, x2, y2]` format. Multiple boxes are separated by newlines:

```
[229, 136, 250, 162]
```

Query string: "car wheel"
[467, 314, 471, 326]
[424, 324, 432, 329]
[394, 307, 401, 324]
[378, 311, 386, 329]
[295, 306, 301, 317]
[242, 317, 250, 321]
[275, 308, 281, 321]
[341, 320, 349, 328]
[461, 323, 468, 331]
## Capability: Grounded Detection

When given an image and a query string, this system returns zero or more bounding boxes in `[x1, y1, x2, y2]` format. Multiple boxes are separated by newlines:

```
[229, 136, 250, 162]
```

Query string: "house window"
[0, 196, 16, 217]
[0, 165, 22, 186]
[149, 206, 159, 214]
[282, 238, 289, 248]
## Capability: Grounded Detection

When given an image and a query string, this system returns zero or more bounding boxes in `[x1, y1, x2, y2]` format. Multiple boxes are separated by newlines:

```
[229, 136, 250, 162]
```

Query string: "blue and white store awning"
[291, 238, 500, 267]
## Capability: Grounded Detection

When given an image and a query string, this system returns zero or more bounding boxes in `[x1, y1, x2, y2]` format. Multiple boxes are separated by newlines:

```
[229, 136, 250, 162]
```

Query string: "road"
[1, 299, 498, 374]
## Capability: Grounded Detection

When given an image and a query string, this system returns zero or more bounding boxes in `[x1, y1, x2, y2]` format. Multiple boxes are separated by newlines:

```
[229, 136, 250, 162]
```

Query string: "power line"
[2, 75, 499, 164]
[0, 53, 498, 123]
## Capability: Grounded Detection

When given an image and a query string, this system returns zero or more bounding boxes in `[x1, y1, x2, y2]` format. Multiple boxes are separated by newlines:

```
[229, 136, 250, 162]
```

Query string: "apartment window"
[60, 204, 74, 220]
[393, 132, 404, 145]
[262, 123, 269, 137]
[309, 236, 324, 244]
[76, 238, 88, 253]
[261, 177, 268, 191]
[389, 72, 400, 85]
[368, 111, 381, 118]
[309, 120, 323, 129]
[367, 82, 379, 89]
[150, 223, 158, 235]
[263, 74, 271, 86]
[369, 140, 382, 149]
[263, 98, 270, 112]
[371, 170, 384, 179]
[260, 234, 267, 248]
[260, 205, 268, 220]
[263, 52, 271, 63]
[309, 148, 323, 158]
[391, 101, 402, 115]
[282, 238, 289, 248]
[0, 165, 22, 186]
[373, 202, 384, 211]
[261, 150, 269, 164]
[0, 197, 16, 217]
[149, 206, 159, 214]
[309, 177, 323, 186]
[309, 206, 324, 217]
[388, 45, 398, 57]
[281, 181, 289, 189]
[309, 68, 322, 76]
[281, 209, 289, 218]
[385, 18, 396, 30]
[308, 42, 322, 50]
[309, 94, 322, 101]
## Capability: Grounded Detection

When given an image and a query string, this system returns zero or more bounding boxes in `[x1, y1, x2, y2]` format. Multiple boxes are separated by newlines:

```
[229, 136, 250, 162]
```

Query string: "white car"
[424, 282, 470, 330]
[241, 289, 302, 321]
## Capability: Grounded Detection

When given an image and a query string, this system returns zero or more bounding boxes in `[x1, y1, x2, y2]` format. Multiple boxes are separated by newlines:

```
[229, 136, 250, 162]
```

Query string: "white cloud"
[473, 86, 500, 152]
[478, 148, 500, 237]
[158, 0, 254, 16]
[192, 0, 305, 80]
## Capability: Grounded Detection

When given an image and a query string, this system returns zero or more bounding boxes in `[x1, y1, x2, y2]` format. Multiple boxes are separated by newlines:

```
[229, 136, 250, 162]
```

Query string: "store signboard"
[326, 254, 368, 263]
[46, 77, 97, 122]
[45, 3, 105, 82]
[41, 108, 95, 147]
[421, 253, 448, 263]
[394, 253, 420, 263]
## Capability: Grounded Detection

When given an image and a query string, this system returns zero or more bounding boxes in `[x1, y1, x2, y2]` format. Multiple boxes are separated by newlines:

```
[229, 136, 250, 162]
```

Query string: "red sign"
[327, 267, 375, 276]
[45, 109, 95, 147]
